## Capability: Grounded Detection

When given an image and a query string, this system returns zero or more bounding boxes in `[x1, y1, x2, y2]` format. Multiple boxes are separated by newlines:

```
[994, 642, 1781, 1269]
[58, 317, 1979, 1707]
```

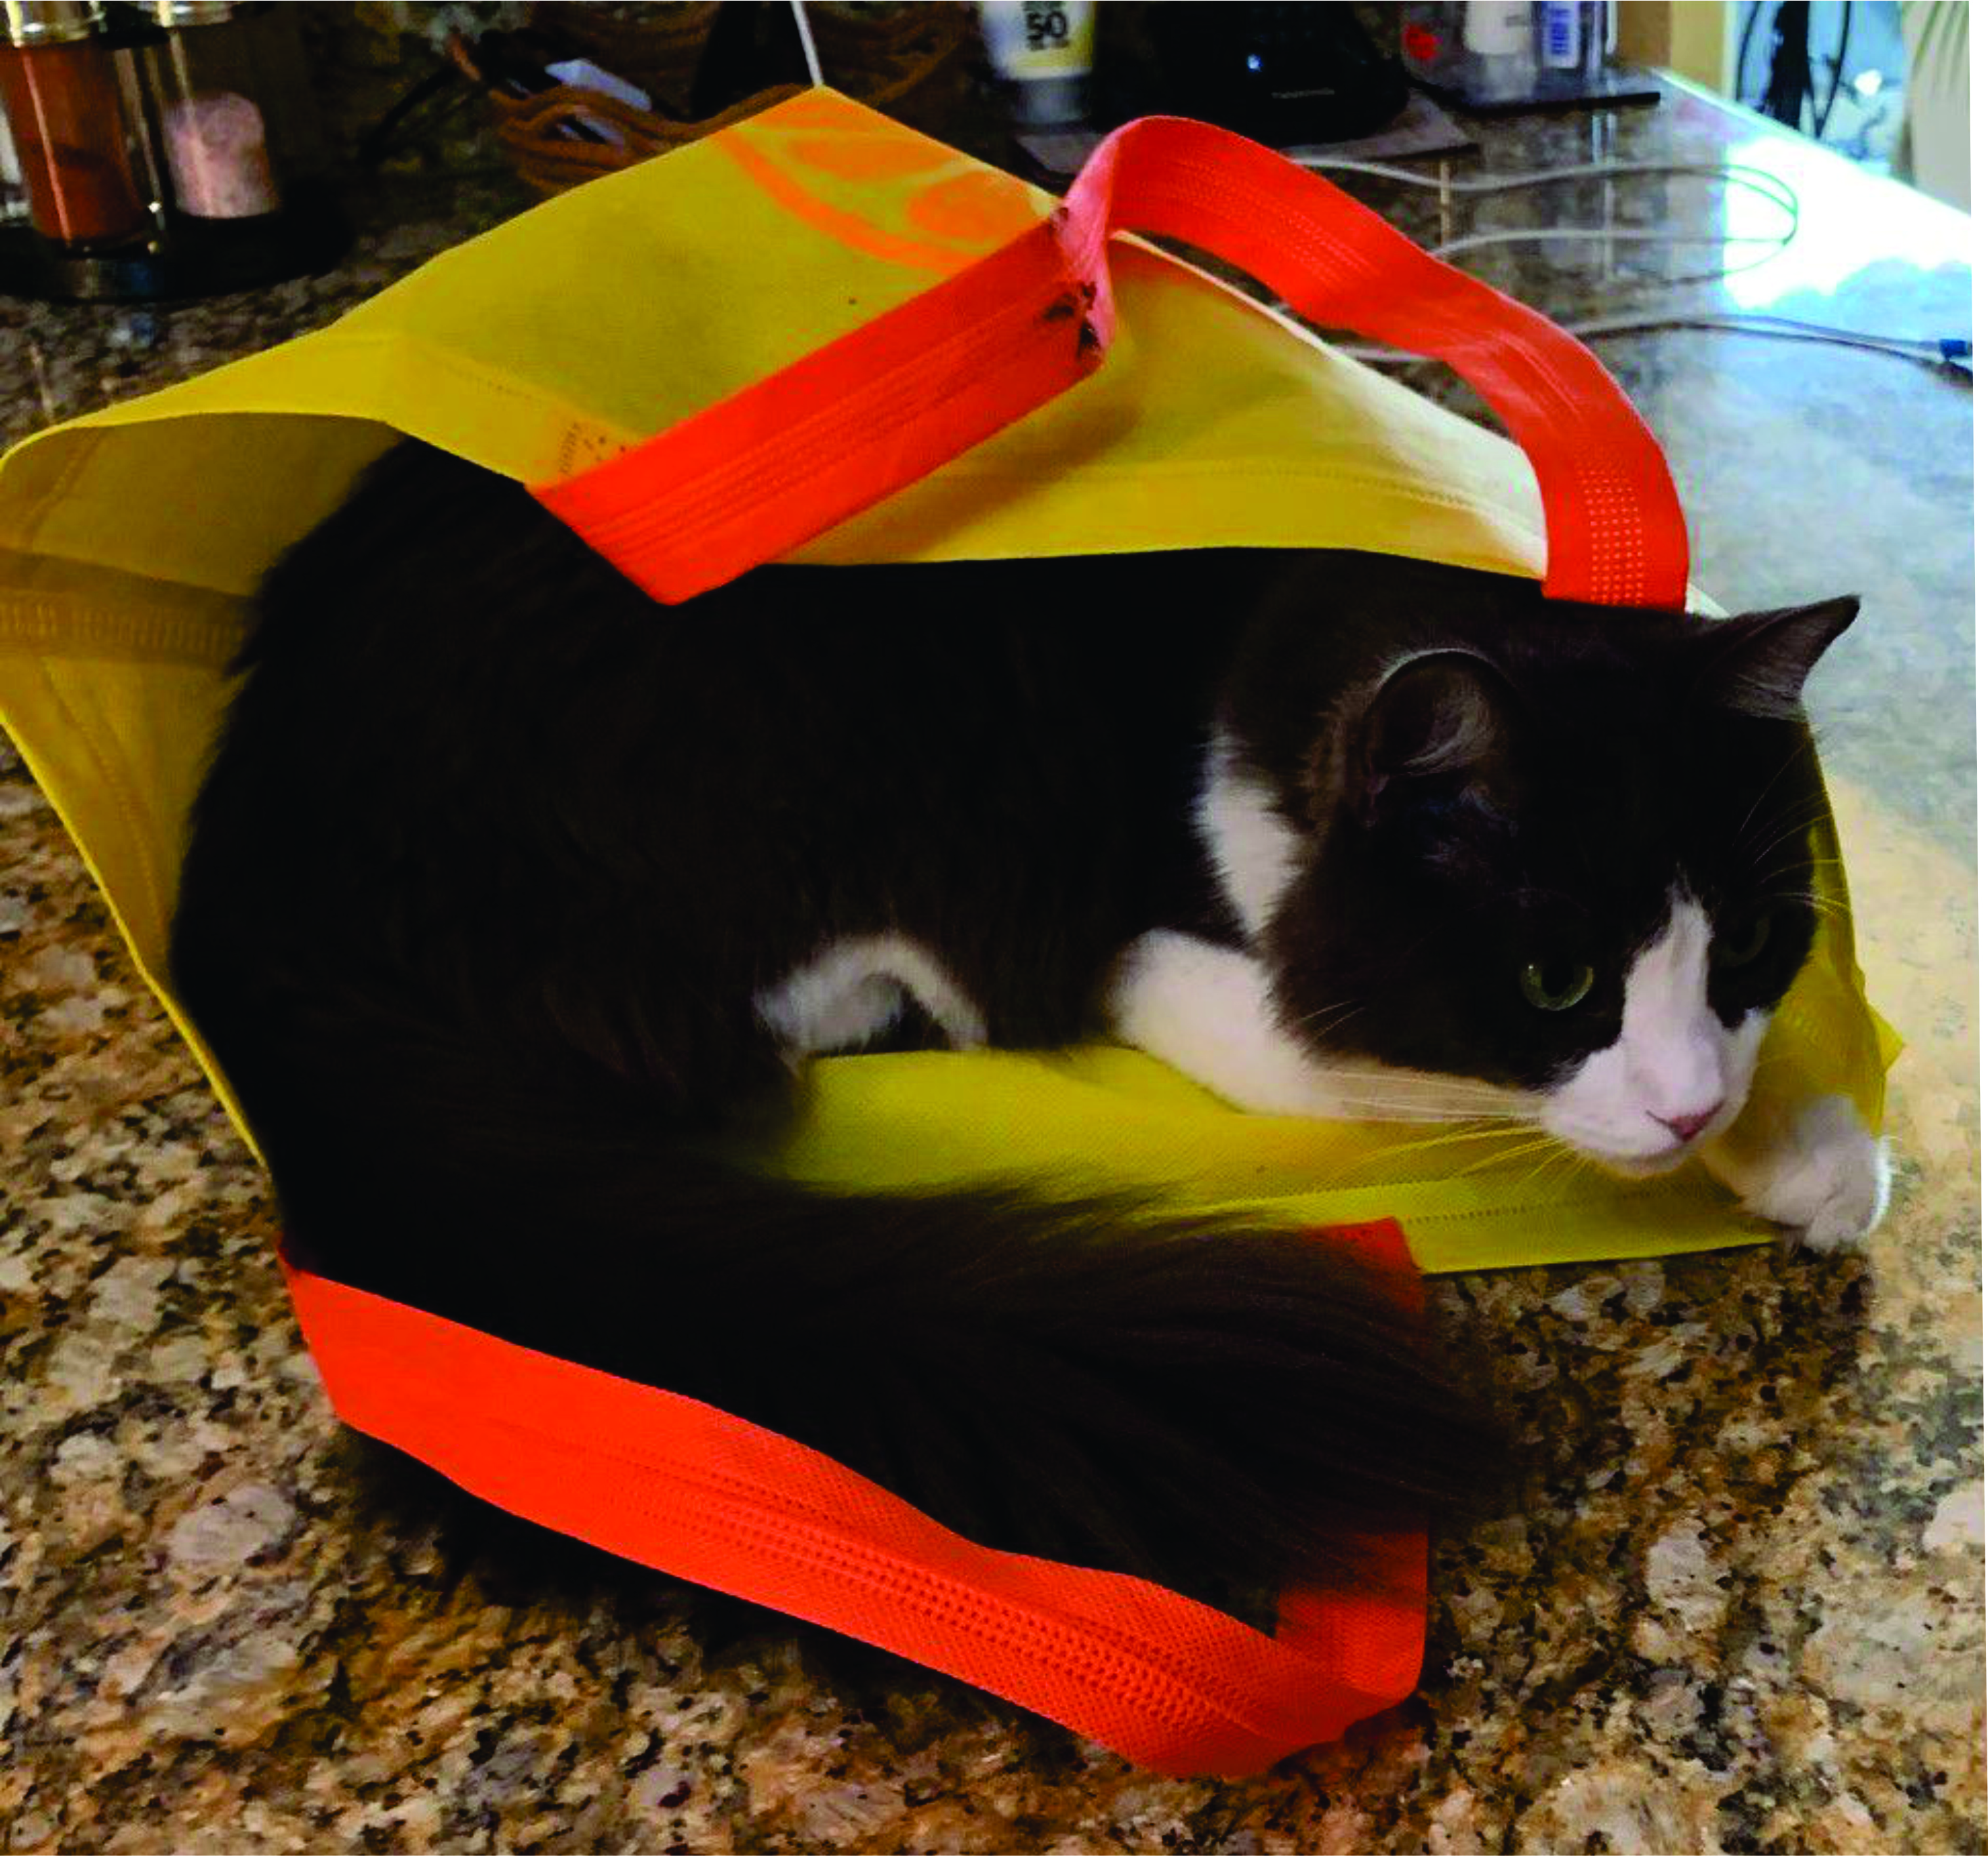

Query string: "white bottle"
[1462, 0, 1536, 102]
[978, 1, 1097, 127]
[1463, 0, 1531, 54]
[1539, 0, 1586, 71]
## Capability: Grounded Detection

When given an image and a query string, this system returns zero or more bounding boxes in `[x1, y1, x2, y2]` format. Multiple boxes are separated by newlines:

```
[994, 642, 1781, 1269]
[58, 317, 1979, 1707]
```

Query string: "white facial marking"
[757, 934, 985, 1056]
[1196, 732, 1302, 944]
[1543, 894, 1763, 1172]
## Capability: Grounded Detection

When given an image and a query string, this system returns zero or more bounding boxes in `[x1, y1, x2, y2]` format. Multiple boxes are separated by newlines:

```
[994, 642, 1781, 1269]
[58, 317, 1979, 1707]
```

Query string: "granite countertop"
[1, 60, 1979, 1856]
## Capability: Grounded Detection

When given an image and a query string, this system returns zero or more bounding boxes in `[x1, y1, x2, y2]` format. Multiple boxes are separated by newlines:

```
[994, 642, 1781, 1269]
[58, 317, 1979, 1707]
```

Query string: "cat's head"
[1230, 567, 1858, 1175]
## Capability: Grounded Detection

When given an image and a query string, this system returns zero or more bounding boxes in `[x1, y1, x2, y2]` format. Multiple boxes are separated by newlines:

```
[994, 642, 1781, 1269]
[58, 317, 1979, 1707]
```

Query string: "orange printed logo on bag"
[719, 90, 1040, 274]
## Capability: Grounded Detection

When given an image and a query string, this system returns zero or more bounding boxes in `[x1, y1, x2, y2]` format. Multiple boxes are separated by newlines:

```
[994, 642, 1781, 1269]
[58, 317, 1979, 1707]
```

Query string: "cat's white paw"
[1705, 1094, 1890, 1253]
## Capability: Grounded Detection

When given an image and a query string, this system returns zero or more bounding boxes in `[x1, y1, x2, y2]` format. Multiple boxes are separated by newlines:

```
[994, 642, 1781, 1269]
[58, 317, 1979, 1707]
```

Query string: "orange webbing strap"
[535, 113, 1689, 609]
[284, 1220, 1426, 1777]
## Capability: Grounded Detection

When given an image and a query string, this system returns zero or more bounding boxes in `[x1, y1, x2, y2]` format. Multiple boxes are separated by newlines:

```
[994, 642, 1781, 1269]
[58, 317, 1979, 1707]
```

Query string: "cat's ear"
[1695, 596, 1859, 720]
[1335, 648, 1514, 818]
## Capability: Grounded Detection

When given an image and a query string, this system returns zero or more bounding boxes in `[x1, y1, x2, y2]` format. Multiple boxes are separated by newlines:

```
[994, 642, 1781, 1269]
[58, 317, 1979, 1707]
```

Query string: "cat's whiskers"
[1315, 1075, 1531, 1103]
[1285, 1059, 1533, 1105]
[1741, 809, 1832, 875]
[1300, 1081, 1538, 1124]
[1750, 875, 1848, 912]
[1356, 1119, 1545, 1158]
[1292, 1001, 1367, 1042]
[1737, 835, 1829, 899]
[1745, 828, 1831, 873]
[1512, 1138, 1594, 1197]
[1730, 847, 1850, 922]
[1313, 1062, 1530, 1101]
[1489, 1139, 1563, 1198]
[1728, 744, 1825, 855]
[1298, 1099, 1533, 1126]
[1326, 1121, 1553, 1185]
[1450, 1132, 1565, 1180]
[1760, 890, 1851, 922]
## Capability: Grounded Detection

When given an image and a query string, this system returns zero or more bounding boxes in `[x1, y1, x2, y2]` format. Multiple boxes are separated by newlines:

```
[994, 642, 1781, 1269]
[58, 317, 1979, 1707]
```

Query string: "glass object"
[142, 1, 277, 218]
[1404, 1, 1622, 107]
[139, 1, 329, 222]
[0, 0, 148, 249]
[1537, 1, 1612, 84]
[1461, 0, 1537, 102]
[0, 86, 27, 221]
[233, 0, 327, 187]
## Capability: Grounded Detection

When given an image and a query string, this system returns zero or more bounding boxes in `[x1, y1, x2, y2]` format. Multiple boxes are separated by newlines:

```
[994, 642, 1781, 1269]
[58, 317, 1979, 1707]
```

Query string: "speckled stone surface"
[1, 66, 1979, 1856]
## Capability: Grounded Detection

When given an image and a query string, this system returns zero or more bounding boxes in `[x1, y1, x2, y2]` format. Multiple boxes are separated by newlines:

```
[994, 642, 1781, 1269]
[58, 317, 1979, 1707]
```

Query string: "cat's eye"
[1520, 959, 1594, 1012]
[1713, 911, 1775, 969]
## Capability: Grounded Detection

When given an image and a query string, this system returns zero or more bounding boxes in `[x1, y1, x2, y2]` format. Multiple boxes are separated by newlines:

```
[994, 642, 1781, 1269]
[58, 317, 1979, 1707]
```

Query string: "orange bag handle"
[286, 1221, 1423, 1779]
[534, 113, 1689, 609]
[285, 119, 1694, 1772]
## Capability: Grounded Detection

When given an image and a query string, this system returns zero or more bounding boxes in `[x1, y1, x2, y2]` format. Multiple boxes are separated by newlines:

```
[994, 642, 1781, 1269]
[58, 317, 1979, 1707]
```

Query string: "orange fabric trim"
[284, 1221, 1427, 1777]
[305, 114, 1698, 1768]
[537, 114, 1689, 609]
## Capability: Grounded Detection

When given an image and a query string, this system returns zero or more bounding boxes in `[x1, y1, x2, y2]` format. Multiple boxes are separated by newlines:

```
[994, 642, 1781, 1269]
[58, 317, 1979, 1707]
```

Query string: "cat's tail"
[235, 1008, 1504, 1611]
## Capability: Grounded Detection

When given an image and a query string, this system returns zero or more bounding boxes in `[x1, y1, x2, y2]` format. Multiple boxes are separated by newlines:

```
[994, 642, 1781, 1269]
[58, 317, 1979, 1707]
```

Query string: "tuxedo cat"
[170, 443, 1884, 1608]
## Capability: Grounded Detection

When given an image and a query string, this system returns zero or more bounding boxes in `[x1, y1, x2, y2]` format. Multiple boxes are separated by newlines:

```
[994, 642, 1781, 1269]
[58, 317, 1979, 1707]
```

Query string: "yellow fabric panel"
[0, 89, 1895, 1274]
[0, 646, 257, 1148]
[0, 94, 1552, 602]
[754, 1042, 1764, 1275]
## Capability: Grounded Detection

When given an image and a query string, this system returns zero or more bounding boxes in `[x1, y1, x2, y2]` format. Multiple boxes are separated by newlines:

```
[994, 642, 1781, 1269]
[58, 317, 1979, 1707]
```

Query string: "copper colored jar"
[0, 0, 148, 249]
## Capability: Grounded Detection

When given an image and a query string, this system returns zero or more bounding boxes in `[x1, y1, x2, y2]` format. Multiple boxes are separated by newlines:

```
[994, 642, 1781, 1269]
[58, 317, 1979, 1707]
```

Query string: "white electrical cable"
[1280, 163, 1962, 364]
[1294, 155, 1801, 275]
[1330, 311, 1966, 370]
[1657, 309, 1943, 344]
[1428, 226, 1792, 257]
[788, 0, 825, 87]
[1295, 156, 1799, 224]
[1561, 312, 1968, 365]
[1274, 156, 1842, 357]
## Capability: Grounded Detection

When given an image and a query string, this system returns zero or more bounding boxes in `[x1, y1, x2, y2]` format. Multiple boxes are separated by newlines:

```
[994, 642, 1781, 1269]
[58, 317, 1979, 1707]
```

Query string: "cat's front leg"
[1701, 1093, 1890, 1253]
[1105, 929, 1362, 1117]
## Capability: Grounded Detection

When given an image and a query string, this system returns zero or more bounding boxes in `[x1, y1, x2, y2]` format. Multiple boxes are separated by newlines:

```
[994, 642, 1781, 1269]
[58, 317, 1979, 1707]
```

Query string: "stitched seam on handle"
[308, 1304, 1394, 1741]
[572, 268, 1065, 555]
[1110, 163, 1663, 602]
[534, 116, 1686, 609]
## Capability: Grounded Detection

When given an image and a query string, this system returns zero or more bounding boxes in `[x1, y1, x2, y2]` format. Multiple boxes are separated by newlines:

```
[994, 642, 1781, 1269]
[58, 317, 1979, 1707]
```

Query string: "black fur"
[169, 443, 1847, 1615]
[1223, 564, 1850, 1084]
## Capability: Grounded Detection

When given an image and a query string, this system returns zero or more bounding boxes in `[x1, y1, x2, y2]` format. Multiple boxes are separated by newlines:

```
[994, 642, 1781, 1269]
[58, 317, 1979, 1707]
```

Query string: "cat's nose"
[1655, 1105, 1722, 1144]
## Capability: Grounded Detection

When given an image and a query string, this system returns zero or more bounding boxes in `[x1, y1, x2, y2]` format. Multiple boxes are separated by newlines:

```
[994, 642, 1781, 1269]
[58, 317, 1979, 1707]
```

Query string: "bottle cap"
[148, 0, 234, 26]
[2, 1, 106, 46]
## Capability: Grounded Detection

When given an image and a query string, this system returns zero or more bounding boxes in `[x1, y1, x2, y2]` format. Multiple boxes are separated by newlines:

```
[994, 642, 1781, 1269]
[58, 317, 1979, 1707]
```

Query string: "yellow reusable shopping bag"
[0, 90, 1890, 1275]
[0, 88, 1897, 1780]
